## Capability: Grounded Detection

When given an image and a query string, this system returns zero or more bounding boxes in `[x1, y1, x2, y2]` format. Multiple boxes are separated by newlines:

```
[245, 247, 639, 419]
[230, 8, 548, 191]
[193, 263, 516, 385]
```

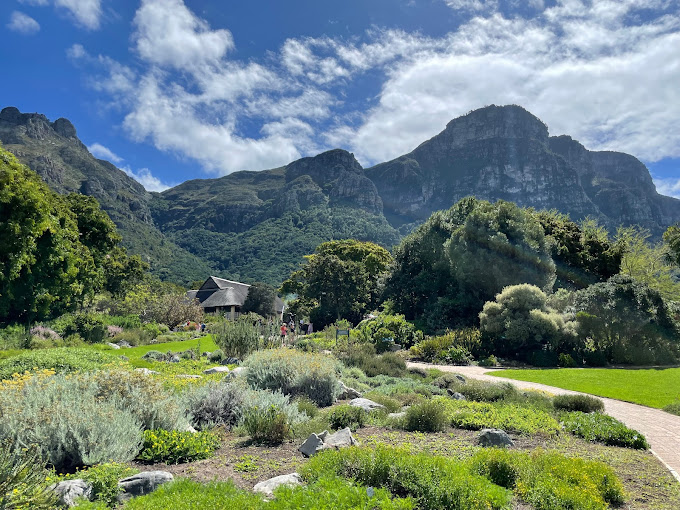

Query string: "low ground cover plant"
[560, 411, 649, 449]
[328, 404, 366, 431]
[0, 347, 123, 379]
[553, 394, 605, 413]
[440, 398, 561, 435]
[122, 476, 414, 510]
[434, 376, 518, 402]
[138, 429, 221, 464]
[63, 462, 138, 507]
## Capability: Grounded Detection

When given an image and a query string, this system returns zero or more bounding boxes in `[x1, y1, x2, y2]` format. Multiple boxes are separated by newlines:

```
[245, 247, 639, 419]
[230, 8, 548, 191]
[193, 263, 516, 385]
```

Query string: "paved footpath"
[408, 362, 680, 481]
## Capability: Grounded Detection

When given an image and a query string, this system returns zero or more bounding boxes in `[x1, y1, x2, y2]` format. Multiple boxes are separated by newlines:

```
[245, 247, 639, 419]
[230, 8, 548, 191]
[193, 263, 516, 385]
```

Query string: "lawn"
[93, 335, 220, 362]
[490, 367, 680, 409]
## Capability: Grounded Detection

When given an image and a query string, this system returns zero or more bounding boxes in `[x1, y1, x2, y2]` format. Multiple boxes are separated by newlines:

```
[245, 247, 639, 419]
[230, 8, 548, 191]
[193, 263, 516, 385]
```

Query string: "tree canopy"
[242, 282, 278, 317]
[281, 239, 393, 327]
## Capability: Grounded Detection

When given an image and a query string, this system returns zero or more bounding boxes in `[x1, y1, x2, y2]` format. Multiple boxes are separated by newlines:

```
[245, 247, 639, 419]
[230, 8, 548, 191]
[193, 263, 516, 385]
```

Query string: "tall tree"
[242, 282, 278, 317]
[281, 239, 393, 327]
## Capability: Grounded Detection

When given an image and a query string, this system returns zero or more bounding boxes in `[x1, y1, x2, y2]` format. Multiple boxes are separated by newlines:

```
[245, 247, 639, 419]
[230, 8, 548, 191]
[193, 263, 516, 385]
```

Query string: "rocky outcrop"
[298, 427, 358, 457]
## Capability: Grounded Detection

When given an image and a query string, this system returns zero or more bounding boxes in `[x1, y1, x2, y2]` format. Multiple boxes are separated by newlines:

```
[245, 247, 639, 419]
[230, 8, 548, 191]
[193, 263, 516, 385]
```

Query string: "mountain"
[366, 105, 680, 236]
[2, 104, 678, 287]
[0, 106, 211, 284]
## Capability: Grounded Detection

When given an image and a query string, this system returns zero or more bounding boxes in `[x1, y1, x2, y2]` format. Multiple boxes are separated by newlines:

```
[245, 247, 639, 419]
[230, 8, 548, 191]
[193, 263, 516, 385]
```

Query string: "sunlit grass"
[491, 367, 680, 408]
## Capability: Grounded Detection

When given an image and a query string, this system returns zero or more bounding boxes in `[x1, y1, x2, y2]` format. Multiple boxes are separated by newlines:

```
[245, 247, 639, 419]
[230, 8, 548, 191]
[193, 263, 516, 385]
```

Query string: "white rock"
[253, 473, 302, 497]
[203, 366, 231, 374]
[349, 398, 385, 412]
[338, 381, 362, 400]
[227, 366, 247, 378]
[107, 342, 121, 349]
[322, 427, 357, 450]
[51, 479, 92, 507]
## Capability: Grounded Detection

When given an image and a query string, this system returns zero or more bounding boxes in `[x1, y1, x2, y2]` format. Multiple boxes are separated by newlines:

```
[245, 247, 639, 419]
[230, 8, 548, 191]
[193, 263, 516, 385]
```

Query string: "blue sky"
[1, 0, 679, 197]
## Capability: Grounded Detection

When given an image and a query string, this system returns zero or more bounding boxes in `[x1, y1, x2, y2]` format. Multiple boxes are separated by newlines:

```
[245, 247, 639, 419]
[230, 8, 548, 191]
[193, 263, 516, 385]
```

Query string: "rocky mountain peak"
[52, 118, 77, 139]
[285, 149, 363, 186]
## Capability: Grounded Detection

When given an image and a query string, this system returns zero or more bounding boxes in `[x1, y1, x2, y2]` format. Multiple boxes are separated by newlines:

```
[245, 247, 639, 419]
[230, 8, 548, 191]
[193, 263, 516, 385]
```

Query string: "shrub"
[553, 394, 604, 413]
[403, 400, 447, 432]
[294, 396, 319, 418]
[0, 372, 142, 470]
[110, 328, 155, 346]
[244, 349, 341, 406]
[558, 353, 577, 367]
[77, 462, 138, 507]
[663, 401, 680, 416]
[213, 317, 278, 359]
[302, 445, 511, 510]
[138, 429, 221, 464]
[441, 398, 561, 435]
[0, 348, 123, 380]
[363, 392, 402, 413]
[241, 405, 291, 444]
[341, 345, 407, 378]
[107, 325, 124, 337]
[437, 345, 473, 365]
[561, 411, 649, 449]
[410, 329, 481, 362]
[436, 378, 518, 403]
[30, 325, 61, 341]
[207, 349, 224, 362]
[184, 382, 245, 430]
[328, 405, 366, 430]
[478, 355, 498, 367]
[142, 350, 166, 362]
[53, 312, 107, 343]
[355, 313, 424, 351]
[469, 449, 625, 509]
[0, 443, 57, 509]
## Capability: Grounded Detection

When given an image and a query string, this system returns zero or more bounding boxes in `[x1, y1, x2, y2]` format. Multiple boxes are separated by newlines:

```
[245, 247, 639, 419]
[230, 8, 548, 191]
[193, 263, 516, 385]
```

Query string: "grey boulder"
[117, 340, 132, 348]
[203, 366, 230, 374]
[338, 381, 362, 400]
[477, 428, 514, 448]
[298, 428, 357, 457]
[175, 374, 202, 379]
[349, 398, 385, 412]
[117, 471, 174, 502]
[107, 342, 120, 350]
[298, 431, 328, 457]
[227, 366, 247, 378]
[253, 473, 302, 497]
[51, 479, 92, 507]
[168, 355, 181, 363]
[447, 389, 466, 400]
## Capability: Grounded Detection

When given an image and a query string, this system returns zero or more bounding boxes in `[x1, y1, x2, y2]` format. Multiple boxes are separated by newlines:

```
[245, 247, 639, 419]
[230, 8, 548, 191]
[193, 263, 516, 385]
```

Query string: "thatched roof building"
[188, 276, 284, 319]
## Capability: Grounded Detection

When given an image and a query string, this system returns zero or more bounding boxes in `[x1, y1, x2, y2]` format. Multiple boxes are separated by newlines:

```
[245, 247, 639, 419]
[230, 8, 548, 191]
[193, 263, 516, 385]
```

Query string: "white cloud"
[67, 43, 87, 59]
[654, 177, 680, 199]
[88, 142, 123, 163]
[132, 0, 234, 70]
[7, 11, 40, 34]
[122, 166, 173, 192]
[74, 0, 680, 179]
[55, 0, 102, 29]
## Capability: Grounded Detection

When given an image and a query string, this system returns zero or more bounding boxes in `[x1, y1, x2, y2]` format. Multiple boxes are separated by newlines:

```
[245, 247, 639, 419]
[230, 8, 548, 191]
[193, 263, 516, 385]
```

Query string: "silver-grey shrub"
[184, 382, 246, 430]
[244, 349, 342, 406]
[0, 374, 142, 470]
[212, 316, 278, 360]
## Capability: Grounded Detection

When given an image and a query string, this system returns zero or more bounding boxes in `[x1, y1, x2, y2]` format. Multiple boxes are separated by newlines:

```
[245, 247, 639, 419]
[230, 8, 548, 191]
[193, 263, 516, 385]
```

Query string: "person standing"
[280, 323, 288, 346]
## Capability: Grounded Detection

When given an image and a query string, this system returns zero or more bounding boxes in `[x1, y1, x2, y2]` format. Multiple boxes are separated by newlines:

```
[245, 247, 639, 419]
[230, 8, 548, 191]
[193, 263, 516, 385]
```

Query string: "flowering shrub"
[107, 325, 124, 337]
[138, 429, 220, 464]
[29, 325, 61, 341]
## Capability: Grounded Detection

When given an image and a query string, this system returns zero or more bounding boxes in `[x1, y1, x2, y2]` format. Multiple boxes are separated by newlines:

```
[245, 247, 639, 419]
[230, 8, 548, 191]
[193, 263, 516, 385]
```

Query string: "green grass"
[491, 367, 680, 408]
[92, 335, 219, 362]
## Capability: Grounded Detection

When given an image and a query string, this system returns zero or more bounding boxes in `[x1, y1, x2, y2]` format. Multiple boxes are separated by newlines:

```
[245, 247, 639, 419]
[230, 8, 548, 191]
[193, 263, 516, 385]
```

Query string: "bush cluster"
[53, 311, 108, 343]
[328, 405, 366, 431]
[239, 388, 308, 444]
[0, 347, 123, 380]
[340, 344, 407, 377]
[244, 349, 341, 406]
[409, 329, 480, 364]
[355, 313, 424, 351]
[0, 443, 56, 510]
[553, 394, 604, 413]
[403, 400, 447, 432]
[138, 429, 221, 464]
[184, 381, 245, 430]
[560, 411, 649, 449]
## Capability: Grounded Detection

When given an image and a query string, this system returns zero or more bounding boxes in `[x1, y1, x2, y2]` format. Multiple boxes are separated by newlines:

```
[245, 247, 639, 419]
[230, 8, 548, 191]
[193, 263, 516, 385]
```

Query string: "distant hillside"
[3, 104, 678, 286]
[0, 107, 211, 285]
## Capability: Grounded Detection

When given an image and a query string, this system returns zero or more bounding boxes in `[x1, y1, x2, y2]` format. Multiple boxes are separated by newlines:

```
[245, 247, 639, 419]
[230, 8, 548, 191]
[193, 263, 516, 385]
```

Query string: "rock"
[477, 429, 514, 448]
[222, 357, 240, 365]
[321, 350, 333, 355]
[455, 374, 466, 384]
[338, 381, 362, 400]
[182, 424, 198, 433]
[168, 355, 181, 363]
[51, 479, 92, 507]
[447, 389, 466, 400]
[107, 342, 120, 349]
[201, 351, 210, 357]
[299, 432, 327, 457]
[388, 412, 406, 419]
[203, 366, 230, 374]
[349, 398, 385, 412]
[323, 427, 357, 450]
[253, 473, 302, 497]
[175, 374, 202, 379]
[120, 355, 129, 361]
[134, 368, 159, 375]
[227, 366, 247, 378]
[117, 340, 132, 348]
[298, 428, 356, 457]
[117, 471, 173, 502]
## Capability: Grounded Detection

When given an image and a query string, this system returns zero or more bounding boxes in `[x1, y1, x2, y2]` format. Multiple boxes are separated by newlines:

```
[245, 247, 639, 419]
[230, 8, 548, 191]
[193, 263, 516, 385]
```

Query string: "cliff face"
[366, 105, 679, 235]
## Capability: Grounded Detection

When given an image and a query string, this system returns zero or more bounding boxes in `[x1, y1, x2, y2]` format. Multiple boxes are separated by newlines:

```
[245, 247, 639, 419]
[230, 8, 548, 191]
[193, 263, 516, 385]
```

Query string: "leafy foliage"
[281, 239, 393, 327]
[552, 394, 604, 413]
[113, 282, 203, 328]
[410, 328, 481, 362]
[0, 443, 57, 510]
[403, 400, 447, 432]
[328, 405, 366, 431]
[76, 462, 138, 507]
[560, 411, 649, 449]
[241, 282, 278, 317]
[355, 313, 424, 351]
[212, 316, 277, 359]
[139, 429, 220, 464]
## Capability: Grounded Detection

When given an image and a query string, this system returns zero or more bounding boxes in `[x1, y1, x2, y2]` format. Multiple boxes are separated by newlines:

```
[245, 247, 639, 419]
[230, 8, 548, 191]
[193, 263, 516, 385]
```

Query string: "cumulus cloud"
[654, 177, 680, 199]
[74, 0, 680, 177]
[18, 0, 102, 29]
[122, 166, 173, 192]
[7, 11, 40, 34]
[88, 142, 122, 163]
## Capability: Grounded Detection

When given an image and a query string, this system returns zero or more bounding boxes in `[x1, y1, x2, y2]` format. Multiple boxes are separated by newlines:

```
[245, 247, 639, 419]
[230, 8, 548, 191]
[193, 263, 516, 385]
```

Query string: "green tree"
[386, 197, 555, 332]
[572, 275, 679, 364]
[479, 284, 576, 357]
[535, 211, 623, 289]
[663, 224, 680, 267]
[0, 147, 95, 326]
[242, 282, 278, 317]
[617, 227, 680, 302]
[281, 240, 393, 328]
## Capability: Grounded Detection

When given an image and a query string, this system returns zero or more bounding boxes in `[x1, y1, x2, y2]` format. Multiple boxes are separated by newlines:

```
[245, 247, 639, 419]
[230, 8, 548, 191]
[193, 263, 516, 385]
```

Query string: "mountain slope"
[366, 105, 680, 236]
[0, 107, 211, 284]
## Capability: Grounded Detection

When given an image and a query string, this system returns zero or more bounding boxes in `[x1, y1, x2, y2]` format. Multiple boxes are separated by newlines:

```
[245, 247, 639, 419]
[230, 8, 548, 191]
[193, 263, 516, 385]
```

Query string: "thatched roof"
[189, 276, 285, 313]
